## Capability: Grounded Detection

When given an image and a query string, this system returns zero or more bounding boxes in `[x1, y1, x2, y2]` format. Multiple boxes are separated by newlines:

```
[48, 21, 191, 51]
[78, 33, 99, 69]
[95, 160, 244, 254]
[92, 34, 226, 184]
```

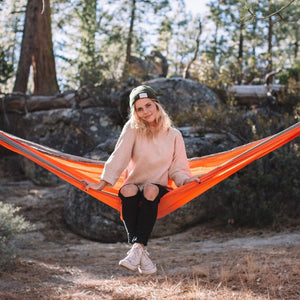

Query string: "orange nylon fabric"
[0, 122, 299, 218]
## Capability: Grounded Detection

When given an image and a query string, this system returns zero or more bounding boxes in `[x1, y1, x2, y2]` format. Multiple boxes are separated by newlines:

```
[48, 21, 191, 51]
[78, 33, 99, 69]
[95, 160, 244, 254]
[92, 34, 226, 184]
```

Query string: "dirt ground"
[0, 178, 299, 300]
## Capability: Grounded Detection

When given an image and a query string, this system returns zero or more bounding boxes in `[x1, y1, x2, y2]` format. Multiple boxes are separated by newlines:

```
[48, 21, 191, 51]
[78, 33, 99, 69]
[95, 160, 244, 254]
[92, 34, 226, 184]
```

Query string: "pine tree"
[13, 0, 58, 95]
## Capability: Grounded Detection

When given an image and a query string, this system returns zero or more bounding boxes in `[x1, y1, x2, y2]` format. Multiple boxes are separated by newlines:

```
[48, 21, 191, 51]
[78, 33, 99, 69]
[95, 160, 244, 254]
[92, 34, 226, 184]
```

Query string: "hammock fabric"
[0, 122, 299, 219]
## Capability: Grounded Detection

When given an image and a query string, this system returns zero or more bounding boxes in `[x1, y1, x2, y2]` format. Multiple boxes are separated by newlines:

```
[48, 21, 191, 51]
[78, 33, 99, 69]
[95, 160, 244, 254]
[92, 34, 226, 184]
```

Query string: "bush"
[0, 47, 13, 90]
[202, 110, 300, 228]
[0, 202, 33, 270]
[278, 66, 300, 85]
[208, 144, 300, 227]
[184, 96, 299, 228]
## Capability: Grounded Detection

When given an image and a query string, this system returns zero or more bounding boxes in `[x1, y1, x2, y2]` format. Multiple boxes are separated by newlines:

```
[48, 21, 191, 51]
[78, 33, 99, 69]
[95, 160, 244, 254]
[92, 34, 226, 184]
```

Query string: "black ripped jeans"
[119, 184, 169, 246]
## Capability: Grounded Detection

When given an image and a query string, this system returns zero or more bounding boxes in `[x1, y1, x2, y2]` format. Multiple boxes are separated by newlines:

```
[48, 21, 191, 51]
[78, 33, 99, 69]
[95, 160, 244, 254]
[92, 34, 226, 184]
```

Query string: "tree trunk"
[79, 0, 97, 87]
[294, 26, 299, 59]
[295, 40, 299, 59]
[33, 0, 58, 95]
[13, 0, 59, 95]
[267, 0, 273, 74]
[0, 93, 95, 113]
[122, 0, 136, 78]
[183, 19, 202, 79]
[237, 20, 244, 84]
[13, 0, 38, 93]
[267, 16, 273, 73]
[125, 0, 136, 65]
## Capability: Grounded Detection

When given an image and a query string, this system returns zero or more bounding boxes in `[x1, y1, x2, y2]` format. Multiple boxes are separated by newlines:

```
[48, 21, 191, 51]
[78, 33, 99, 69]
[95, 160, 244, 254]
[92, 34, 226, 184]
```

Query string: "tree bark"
[267, 16, 273, 74]
[267, 0, 273, 74]
[122, 0, 136, 78]
[0, 93, 94, 113]
[32, 0, 58, 95]
[13, 0, 38, 93]
[294, 26, 299, 59]
[237, 20, 244, 85]
[125, 0, 136, 65]
[13, 0, 59, 95]
[79, 0, 97, 87]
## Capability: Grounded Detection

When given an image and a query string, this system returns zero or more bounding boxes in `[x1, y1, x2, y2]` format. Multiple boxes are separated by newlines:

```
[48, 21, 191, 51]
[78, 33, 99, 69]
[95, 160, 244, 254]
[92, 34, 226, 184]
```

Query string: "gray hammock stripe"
[0, 132, 84, 184]
[0, 130, 104, 165]
[190, 122, 300, 168]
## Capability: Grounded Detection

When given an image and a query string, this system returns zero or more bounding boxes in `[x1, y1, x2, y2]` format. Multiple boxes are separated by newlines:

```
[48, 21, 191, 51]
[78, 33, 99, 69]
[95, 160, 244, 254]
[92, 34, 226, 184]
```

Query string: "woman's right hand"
[83, 180, 108, 191]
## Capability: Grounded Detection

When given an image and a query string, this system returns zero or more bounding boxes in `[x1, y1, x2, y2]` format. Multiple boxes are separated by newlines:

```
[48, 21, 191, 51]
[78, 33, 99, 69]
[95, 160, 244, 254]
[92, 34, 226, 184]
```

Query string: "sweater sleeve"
[101, 121, 135, 186]
[168, 131, 192, 187]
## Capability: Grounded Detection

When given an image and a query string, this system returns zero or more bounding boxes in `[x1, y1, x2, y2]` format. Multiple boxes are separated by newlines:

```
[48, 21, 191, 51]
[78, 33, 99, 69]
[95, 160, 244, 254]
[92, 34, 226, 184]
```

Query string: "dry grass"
[0, 179, 299, 300]
[1, 246, 299, 300]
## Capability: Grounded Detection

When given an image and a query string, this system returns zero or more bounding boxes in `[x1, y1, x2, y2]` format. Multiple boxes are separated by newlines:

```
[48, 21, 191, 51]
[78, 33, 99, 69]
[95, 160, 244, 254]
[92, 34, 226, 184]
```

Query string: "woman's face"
[135, 98, 158, 126]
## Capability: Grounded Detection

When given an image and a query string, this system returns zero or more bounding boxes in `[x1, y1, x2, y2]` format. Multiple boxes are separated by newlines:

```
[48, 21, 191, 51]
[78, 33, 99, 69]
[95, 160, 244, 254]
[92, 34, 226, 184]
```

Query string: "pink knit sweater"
[101, 121, 191, 189]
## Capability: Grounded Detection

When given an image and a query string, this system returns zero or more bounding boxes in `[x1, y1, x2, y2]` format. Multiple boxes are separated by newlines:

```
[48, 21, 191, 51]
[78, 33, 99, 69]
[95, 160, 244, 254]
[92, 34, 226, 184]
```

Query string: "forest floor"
[0, 178, 299, 300]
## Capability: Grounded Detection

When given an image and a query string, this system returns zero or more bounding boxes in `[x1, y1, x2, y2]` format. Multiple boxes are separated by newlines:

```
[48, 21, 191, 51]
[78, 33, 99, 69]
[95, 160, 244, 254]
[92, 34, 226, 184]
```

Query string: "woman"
[85, 85, 200, 275]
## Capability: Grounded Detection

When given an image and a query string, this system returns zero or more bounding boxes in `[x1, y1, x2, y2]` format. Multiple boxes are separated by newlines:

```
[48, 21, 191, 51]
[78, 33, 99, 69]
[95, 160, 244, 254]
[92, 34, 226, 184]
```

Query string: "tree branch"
[247, 0, 296, 20]
[41, 0, 45, 14]
[183, 18, 202, 79]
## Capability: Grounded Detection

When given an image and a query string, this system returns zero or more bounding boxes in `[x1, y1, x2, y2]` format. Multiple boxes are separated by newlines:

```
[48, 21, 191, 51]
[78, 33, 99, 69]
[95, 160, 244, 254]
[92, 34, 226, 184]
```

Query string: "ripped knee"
[119, 184, 139, 198]
[143, 184, 159, 201]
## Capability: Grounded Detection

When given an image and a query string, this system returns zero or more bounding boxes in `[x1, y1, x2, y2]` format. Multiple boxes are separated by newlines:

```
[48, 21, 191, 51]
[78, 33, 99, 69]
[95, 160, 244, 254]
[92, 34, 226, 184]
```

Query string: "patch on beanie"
[139, 92, 148, 98]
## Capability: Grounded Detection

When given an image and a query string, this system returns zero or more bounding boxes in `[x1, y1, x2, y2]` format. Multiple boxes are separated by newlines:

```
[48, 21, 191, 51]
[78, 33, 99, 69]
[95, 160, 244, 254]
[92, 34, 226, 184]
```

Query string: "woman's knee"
[143, 184, 159, 201]
[120, 184, 139, 198]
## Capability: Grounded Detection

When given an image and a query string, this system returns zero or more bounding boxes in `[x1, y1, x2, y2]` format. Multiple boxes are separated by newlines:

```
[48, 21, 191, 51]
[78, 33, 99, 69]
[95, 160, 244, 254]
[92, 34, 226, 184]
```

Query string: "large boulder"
[64, 126, 243, 242]
[128, 51, 168, 80]
[115, 77, 219, 123]
[0, 79, 236, 242]
[64, 183, 212, 243]
[11, 107, 122, 186]
[64, 185, 126, 243]
[148, 77, 219, 117]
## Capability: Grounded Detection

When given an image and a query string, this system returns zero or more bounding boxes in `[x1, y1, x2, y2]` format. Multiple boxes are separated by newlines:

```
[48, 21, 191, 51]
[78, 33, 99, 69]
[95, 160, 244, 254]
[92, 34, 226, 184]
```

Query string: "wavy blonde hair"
[129, 100, 172, 137]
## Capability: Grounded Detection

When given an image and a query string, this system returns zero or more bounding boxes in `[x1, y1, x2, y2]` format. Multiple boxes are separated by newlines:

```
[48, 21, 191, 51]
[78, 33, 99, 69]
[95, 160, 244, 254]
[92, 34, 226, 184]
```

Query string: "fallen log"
[0, 92, 98, 113]
[228, 84, 285, 105]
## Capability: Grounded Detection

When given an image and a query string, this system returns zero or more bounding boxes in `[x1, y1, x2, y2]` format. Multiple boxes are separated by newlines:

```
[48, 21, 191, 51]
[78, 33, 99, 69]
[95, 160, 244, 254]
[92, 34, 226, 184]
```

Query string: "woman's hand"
[184, 175, 202, 185]
[83, 179, 108, 191]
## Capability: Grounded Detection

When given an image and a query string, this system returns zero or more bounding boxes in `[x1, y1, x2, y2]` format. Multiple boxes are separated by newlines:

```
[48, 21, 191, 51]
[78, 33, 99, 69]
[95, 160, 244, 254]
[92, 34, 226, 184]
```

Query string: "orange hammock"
[0, 122, 299, 219]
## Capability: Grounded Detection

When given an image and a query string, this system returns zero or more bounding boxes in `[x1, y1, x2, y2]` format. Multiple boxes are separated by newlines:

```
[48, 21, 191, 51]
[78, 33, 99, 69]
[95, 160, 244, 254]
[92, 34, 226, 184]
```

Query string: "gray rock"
[63, 126, 242, 242]
[18, 107, 121, 186]
[0, 79, 241, 242]
[147, 77, 219, 123]
[64, 185, 126, 243]
[64, 184, 213, 243]
[113, 77, 219, 123]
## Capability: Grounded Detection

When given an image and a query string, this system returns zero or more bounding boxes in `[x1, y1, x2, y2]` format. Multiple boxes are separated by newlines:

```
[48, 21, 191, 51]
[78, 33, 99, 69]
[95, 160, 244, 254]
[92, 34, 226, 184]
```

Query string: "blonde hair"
[129, 100, 172, 137]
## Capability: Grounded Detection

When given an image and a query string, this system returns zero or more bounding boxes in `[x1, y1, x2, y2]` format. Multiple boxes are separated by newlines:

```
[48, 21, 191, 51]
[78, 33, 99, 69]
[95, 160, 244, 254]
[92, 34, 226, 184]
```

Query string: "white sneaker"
[138, 248, 157, 275]
[119, 243, 143, 271]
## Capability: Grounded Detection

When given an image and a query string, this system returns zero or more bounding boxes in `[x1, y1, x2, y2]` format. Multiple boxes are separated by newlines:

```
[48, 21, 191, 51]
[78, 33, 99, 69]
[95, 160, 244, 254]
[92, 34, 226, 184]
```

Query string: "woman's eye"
[137, 108, 143, 112]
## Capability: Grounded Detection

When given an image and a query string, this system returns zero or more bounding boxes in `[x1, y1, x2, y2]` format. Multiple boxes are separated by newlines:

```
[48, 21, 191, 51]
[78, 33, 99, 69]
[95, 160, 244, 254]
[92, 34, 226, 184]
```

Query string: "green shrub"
[202, 110, 299, 228]
[208, 144, 299, 227]
[278, 66, 300, 85]
[184, 96, 299, 228]
[0, 202, 33, 270]
[0, 48, 13, 86]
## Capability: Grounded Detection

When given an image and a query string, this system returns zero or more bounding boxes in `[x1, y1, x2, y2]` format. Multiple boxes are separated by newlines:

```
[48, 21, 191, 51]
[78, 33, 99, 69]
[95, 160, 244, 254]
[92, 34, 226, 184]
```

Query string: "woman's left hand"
[184, 175, 202, 185]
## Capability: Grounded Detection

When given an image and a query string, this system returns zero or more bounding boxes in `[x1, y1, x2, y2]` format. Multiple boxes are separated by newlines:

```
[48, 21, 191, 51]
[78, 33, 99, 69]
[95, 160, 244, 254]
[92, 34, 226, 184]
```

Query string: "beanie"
[129, 85, 157, 108]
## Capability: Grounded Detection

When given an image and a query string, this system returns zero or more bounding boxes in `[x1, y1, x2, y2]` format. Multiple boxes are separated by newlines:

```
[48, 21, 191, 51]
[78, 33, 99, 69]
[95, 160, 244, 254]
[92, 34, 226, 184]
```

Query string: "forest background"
[0, 2, 300, 297]
[0, 0, 299, 95]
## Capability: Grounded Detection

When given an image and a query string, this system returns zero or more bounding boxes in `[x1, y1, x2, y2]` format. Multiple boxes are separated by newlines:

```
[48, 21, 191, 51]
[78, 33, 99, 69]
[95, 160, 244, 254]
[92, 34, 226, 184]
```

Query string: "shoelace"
[127, 245, 142, 262]
[141, 249, 154, 267]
